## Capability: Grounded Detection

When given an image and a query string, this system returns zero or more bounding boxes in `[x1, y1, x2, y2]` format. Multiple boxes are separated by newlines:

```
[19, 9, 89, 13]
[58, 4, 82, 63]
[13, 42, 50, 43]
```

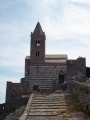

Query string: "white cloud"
[71, 0, 90, 4]
[42, 1, 90, 40]
[0, 0, 90, 103]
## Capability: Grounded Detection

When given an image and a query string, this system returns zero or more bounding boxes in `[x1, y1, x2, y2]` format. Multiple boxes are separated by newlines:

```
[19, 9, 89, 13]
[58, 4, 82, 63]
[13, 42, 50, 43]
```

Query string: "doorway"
[59, 71, 64, 84]
[59, 75, 64, 84]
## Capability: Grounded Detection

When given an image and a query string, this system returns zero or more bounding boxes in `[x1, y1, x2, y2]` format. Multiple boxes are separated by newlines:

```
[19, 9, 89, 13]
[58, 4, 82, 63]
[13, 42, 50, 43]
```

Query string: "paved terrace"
[19, 91, 89, 120]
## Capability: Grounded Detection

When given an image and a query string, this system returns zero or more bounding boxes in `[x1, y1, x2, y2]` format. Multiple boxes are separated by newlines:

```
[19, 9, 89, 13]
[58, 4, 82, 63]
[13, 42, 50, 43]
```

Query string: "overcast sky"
[0, 0, 90, 103]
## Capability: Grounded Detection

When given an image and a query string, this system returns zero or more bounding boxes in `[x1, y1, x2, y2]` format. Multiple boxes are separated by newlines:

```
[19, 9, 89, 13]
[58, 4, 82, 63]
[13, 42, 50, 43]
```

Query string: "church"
[25, 22, 86, 92]
[5, 22, 86, 110]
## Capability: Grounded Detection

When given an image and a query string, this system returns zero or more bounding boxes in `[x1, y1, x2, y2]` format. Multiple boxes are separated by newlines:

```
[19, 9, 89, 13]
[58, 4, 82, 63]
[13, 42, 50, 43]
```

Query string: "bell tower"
[30, 22, 46, 63]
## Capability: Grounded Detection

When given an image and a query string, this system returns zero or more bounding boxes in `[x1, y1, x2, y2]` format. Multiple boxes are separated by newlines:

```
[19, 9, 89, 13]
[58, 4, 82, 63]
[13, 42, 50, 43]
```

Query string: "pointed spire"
[33, 22, 44, 35]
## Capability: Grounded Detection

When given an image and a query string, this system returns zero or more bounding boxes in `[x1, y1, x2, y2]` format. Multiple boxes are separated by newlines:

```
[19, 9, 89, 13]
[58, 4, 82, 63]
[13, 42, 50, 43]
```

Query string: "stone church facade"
[5, 22, 86, 110]
[24, 22, 86, 92]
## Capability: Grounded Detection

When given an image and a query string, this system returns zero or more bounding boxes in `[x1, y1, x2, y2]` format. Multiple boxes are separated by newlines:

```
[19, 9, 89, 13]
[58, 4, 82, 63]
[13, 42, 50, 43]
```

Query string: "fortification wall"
[66, 57, 86, 82]
[5, 78, 30, 111]
[68, 80, 90, 113]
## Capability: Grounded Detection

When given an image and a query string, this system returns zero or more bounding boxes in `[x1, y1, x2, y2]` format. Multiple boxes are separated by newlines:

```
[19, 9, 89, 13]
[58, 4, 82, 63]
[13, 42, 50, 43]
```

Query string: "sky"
[0, 0, 90, 103]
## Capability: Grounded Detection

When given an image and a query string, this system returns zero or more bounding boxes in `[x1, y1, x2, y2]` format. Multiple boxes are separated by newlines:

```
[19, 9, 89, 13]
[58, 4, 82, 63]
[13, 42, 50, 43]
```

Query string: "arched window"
[38, 40, 40, 44]
[36, 40, 40, 46]
[36, 51, 40, 56]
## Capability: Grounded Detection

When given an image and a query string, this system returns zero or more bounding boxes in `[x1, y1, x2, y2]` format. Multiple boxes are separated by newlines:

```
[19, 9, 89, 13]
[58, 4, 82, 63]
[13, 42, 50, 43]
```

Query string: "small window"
[13, 88, 16, 92]
[26, 89, 28, 92]
[36, 51, 37, 56]
[19, 88, 22, 92]
[38, 51, 39, 56]
[36, 51, 39, 56]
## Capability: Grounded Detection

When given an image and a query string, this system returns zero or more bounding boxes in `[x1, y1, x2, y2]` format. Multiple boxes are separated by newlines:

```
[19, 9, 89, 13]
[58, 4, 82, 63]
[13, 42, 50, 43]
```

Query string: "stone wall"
[28, 63, 67, 92]
[0, 103, 5, 119]
[68, 80, 90, 113]
[66, 57, 86, 82]
[86, 67, 90, 78]
[5, 78, 30, 111]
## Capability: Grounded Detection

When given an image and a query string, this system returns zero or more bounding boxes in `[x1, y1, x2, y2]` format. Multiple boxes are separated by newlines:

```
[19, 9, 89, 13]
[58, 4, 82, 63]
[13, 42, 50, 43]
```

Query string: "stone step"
[33, 98, 66, 100]
[33, 99, 59, 101]
[29, 112, 57, 116]
[27, 116, 69, 120]
[32, 102, 67, 104]
[31, 104, 69, 107]
[30, 109, 67, 112]
[30, 106, 72, 109]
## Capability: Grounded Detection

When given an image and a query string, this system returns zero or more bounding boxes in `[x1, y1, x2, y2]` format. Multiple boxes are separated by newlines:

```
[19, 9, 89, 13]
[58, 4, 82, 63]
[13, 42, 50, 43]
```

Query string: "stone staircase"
[29, 65, 58, 92]
[28, 94, 69, 116]
[24, 91, 86, 120]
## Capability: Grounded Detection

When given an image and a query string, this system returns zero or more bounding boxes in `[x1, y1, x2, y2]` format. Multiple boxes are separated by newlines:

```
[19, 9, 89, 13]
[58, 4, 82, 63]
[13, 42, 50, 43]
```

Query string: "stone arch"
[33, 84, 38, 91]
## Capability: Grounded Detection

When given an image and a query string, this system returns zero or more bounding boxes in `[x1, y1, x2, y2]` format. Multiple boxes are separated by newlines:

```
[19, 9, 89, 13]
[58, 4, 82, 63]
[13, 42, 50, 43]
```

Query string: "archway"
[33, 84, 40, 92]
[33, 84, 38, 91]
[59, 71, 64, 84]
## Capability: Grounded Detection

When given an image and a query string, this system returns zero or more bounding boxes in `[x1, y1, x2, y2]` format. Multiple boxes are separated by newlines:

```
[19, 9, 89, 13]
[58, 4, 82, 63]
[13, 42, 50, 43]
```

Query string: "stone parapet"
[68, 80, 90, 113]
[19, 94, 34, 120]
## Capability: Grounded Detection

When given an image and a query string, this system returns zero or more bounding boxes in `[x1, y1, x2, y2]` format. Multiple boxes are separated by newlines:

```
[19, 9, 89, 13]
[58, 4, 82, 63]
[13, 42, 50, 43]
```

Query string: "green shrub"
[70, 94, 79, 103]
[78, 85, 88, 94]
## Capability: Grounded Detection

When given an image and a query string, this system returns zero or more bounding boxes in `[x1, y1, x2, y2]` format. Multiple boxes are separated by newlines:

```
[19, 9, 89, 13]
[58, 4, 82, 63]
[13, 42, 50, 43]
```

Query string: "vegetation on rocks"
[69, 94, 90, 116]
[78, 85, 89, 94]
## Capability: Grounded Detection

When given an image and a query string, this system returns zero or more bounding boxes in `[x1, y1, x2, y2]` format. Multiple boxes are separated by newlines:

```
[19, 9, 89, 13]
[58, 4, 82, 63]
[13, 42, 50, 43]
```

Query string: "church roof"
[25, 54, 67, 63]
[33, 22, 45, 35]
[25, 56, 30, 60]
[45, 54, 67, 63]
[45, 55, 67, 59]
